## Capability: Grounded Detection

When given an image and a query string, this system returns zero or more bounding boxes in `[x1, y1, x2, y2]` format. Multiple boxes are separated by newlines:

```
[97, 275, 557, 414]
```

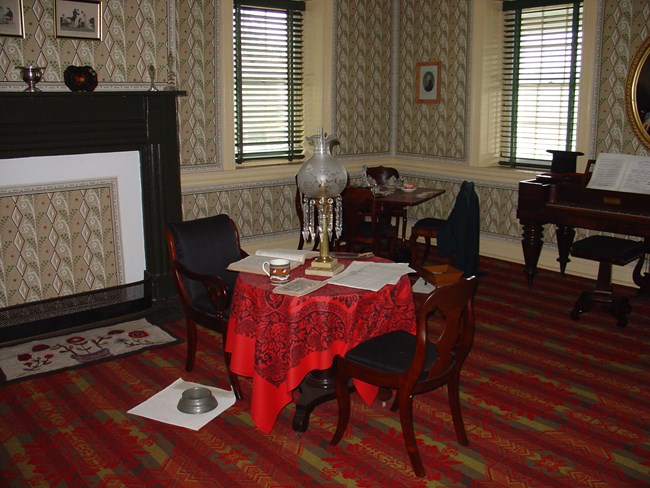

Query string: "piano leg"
[521, 223, 544, 287]
[555, 225, 576, 276]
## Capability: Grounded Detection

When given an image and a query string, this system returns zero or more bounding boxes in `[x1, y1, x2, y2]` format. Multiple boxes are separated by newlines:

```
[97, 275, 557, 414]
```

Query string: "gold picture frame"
[415, 61, 441, 104]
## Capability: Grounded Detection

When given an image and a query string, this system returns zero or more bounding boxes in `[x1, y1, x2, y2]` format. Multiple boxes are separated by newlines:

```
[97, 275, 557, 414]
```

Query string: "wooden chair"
[409, 180, 480, 277]
[340, 186, 396, 258]
[330, 271, 479, 478]
[367, 165, 408, 240]
[165, 214, 244, 400]
[569, 235, 645, 327]
[366, 165, 400, 186]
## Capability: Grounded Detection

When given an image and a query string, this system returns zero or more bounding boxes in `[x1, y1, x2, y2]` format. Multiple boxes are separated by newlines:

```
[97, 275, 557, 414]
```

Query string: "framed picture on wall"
[415, 61, 441, 104]
[0, 0, 24, 37]
[55, 0, 101, 40]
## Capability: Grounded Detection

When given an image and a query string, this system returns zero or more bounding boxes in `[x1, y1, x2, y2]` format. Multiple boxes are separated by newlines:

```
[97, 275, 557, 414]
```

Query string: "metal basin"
[177, 387, 218, 414]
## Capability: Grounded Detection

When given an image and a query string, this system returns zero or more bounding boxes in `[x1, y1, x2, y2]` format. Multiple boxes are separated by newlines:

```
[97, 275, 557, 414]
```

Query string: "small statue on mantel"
[165, 53, 177, 91]
[148, 65, 158, 91]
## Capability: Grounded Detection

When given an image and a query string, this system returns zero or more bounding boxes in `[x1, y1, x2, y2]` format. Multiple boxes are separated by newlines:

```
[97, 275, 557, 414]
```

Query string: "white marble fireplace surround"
[0, 151, 145, 307]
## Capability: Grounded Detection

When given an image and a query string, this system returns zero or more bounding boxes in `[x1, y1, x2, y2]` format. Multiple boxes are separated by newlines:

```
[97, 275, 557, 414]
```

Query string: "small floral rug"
[0, 319, 180, 383]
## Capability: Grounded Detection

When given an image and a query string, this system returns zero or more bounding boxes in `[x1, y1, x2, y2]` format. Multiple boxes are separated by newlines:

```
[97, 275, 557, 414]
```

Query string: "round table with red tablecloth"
[225, 258, 416, 433]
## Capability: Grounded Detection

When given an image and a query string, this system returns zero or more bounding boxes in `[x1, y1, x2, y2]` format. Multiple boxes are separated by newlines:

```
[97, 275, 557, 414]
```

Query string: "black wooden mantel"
[0, 90, 185, 301]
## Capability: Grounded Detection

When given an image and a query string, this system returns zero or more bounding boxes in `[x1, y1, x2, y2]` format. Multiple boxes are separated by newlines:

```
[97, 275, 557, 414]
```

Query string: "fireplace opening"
[0, 151, 151, 343]
[0, 90, 184, 344]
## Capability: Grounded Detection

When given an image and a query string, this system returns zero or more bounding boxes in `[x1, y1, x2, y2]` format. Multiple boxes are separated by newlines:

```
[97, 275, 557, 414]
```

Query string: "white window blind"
[501, 0, 583, 168]
[233, 0, 305, 164]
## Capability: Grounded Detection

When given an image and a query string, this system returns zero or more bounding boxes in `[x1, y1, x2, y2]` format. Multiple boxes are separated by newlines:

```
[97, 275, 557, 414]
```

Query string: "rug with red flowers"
[0, 318, 179, 383]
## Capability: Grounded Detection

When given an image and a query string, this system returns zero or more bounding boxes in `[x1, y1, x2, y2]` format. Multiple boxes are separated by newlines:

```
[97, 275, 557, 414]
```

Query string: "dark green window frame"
[233, 0, 305, 164]
[500, 0, 583, 169]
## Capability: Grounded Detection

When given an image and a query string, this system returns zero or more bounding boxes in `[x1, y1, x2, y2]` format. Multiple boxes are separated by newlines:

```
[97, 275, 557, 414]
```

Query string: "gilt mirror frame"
[626, 35, 650, 150]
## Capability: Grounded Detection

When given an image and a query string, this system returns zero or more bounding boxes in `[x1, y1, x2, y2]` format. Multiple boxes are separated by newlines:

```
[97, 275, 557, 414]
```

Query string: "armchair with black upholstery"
[330, 271, 478, 477]
[165, 214, 244, 400]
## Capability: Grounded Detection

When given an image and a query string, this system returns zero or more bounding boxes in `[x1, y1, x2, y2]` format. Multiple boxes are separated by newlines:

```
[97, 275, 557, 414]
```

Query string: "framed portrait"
[415, 61, 441, 104]
[0, 0, 24, 38]
[55, 0, 101, 40]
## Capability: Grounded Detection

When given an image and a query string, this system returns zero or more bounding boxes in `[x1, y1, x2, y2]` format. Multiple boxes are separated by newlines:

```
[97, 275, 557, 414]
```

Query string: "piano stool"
[569, 236, 645, 327]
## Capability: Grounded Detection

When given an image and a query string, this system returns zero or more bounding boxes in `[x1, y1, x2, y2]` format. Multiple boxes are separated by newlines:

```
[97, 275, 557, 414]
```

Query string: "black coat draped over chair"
[165, 214, 244, 400]
[409, 180, 480, 277]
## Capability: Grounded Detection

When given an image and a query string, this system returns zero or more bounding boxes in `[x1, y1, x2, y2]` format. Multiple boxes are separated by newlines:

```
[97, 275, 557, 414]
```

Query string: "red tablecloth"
[225, 258, 416, 433]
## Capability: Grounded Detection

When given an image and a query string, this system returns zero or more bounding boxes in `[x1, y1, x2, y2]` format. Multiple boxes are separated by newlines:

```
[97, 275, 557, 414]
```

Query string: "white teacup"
[262, 258, 291, 284]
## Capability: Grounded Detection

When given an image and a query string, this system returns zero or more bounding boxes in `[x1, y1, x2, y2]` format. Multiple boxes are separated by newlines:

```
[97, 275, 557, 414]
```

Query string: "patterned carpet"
[1, 256, 648, 486]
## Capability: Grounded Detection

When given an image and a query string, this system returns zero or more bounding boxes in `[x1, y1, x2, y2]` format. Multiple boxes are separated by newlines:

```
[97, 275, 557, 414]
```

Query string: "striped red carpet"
[1, 256, 648, 486]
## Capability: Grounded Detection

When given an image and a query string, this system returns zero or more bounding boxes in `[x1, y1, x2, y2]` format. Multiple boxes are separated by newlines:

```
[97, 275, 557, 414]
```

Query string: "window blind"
[234, 0, 305, 164]
[500, 0, 583, 168]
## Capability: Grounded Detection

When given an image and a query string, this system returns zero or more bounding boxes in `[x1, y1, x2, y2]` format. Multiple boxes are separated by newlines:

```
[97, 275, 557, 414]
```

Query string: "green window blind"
[233, 0, 305, 164]
[501, 0, 583, 168]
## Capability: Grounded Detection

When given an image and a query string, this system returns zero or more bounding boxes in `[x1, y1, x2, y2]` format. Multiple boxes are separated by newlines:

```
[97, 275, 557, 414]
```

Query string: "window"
[500, 0, 583, 168]
[233, 0, 305, 164]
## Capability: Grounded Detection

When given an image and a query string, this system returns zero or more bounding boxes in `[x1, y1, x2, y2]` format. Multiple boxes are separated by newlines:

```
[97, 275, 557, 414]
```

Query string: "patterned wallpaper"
[395, 0, 469, 160]
[0, 0, 169, 83]
[335, 0, 392, 155]
[596, 0, 650, 156]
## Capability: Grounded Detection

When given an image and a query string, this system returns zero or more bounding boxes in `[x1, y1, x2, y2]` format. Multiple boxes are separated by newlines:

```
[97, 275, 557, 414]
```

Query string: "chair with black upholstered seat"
[340, 186, 397, 258]
[330, 271, 478, 478]
[569, 235, 645, 327]
[165, 214, 245, 399]
[409, 180, 480, 277]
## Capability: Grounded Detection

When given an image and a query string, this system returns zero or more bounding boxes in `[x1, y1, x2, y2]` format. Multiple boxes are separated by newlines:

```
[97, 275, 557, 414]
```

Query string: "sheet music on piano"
[587, 153, 650, 195]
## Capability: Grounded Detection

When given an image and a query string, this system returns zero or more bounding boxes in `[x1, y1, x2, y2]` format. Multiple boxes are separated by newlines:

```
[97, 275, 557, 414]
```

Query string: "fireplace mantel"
[0, 90, 185, 301]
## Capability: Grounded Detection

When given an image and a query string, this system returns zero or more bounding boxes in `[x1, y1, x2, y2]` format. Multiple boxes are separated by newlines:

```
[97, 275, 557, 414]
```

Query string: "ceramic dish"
[402, 187, 416, 192]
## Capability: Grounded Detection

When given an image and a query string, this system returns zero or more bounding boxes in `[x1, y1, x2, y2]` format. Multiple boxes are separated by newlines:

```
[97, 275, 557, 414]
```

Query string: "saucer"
[402, 187, 416, 192]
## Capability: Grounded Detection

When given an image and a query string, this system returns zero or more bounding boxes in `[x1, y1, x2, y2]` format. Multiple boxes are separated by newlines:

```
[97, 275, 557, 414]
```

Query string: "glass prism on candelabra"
[296, 128, 348, 276]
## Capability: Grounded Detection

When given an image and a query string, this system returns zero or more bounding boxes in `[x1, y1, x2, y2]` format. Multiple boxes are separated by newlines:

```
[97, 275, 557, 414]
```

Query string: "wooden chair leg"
[185, 318, 197, 371]
[422, 237, 432, 264]
[447, 372, 469, 446]
[409, 232, 419, 266]
[330, 367, 352, 445]
[223, 348, 243, 401]
[398, 392, 425, 478]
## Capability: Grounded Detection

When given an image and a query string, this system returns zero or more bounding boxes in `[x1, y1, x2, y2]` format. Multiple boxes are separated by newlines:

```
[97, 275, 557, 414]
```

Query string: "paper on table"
[326, 261, 414, 291]
[227, 248, 321, 275]
[227, 255, 302, 275]
[127, 378, 236, 431]
[254, 248, 320, 263]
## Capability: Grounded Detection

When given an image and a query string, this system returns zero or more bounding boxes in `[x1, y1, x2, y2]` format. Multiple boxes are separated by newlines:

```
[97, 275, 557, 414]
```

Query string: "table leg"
[292, 368, 337, 432]
[521, 223, 544, 287]
[555, 225, 575, 276]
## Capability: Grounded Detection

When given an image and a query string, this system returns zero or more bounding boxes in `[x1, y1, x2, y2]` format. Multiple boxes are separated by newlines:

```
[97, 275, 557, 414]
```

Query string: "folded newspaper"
[227, 249, 319, 275]
[325, 261, 415, 292]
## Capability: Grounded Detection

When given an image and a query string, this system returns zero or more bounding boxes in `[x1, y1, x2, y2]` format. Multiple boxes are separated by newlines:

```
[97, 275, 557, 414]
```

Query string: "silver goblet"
[17, 66, 46, 92]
